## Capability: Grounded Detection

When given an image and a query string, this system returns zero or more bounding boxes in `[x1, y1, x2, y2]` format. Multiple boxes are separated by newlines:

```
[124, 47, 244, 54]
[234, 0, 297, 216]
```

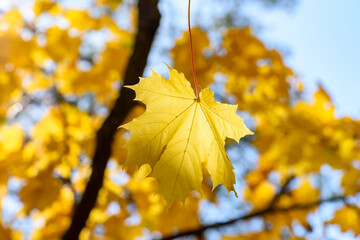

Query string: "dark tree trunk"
[62, 1, 161, 239]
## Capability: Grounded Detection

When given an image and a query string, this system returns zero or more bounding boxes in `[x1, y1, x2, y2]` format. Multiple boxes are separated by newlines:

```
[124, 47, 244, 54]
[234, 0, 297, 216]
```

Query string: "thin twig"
[160, 193, 345, 239]
[269, 175, 295, 207]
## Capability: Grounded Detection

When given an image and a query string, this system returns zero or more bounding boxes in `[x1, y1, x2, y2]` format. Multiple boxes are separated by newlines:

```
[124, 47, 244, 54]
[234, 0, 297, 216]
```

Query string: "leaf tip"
[227, 186, 238, 198]
[123, 84, 135, 90]
[163, 62, 171, 69]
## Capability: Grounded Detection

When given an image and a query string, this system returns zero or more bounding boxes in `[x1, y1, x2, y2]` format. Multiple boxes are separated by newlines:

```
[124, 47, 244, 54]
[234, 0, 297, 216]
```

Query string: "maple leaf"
[121, 67, 253, 206]
[328, 206, 360, 235]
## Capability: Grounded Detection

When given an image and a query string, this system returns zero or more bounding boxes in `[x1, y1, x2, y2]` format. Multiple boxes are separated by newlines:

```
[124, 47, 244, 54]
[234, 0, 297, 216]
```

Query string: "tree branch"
[269, 175, 295, 207]
[62, 1, 161, 239]
[160, 194, 345, 240]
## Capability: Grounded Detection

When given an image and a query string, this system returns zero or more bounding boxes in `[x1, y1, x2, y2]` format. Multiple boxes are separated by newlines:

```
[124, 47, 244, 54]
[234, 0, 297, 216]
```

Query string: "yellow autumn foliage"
[328, 206, 360, 236]
[0, 1, 358, 240]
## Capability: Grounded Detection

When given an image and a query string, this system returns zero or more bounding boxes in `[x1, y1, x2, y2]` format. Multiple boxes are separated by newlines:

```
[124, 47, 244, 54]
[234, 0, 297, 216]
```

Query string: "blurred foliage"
[0, 0, 359, 240]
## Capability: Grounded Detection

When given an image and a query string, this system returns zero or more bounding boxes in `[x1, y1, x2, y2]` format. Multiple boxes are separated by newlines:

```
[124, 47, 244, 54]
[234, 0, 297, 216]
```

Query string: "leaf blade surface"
[121, 67, 252, 206]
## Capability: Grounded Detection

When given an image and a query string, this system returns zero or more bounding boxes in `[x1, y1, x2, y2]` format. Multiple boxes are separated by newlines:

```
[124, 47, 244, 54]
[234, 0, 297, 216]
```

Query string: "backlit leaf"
[121, 67, 252, 206]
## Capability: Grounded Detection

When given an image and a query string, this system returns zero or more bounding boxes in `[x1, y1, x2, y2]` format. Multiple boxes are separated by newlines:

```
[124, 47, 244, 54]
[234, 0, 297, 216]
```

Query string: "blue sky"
[247, 0, 360, 118]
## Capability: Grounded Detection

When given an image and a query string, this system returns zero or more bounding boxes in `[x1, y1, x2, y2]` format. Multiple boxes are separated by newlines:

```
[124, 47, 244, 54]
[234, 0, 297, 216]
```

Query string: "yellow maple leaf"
[121, 67, 253, 206]
[244, 180, 276, 211]
[33, 0, 61, 16]
[291, 180, 319, 205]
[19, 168, 61, 214]
[328, 206, 360, 235]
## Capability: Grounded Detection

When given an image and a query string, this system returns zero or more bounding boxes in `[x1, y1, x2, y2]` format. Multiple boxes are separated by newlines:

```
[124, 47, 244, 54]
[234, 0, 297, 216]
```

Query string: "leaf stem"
[188, 0, 200, 98]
